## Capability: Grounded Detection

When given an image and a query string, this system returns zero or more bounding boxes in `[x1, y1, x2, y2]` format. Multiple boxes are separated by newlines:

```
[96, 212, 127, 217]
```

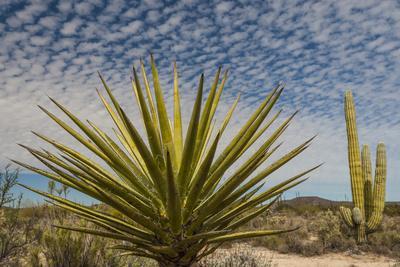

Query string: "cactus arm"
[367, 143, 386, 232]
[362, 145, 373, 221]
[339, 206, 354, 227]
[344, 91, 365, 217]
[352, 207, 363, 225]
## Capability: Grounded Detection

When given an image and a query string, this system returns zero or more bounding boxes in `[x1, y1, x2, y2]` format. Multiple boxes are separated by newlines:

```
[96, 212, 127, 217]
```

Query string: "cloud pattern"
[1, 0, 399, 200]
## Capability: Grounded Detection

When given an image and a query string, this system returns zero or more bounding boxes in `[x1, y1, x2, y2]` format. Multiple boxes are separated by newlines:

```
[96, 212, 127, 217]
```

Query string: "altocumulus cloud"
[0, 0, 399, 200]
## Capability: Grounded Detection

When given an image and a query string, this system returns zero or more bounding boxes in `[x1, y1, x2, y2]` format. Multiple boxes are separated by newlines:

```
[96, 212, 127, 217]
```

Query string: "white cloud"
[30, 35, 52, 46]
[60, 18, 82, 35]
[120, 20, 143, 33]
[146, 10, 160, 22]
[58, 1, 72, 13]
[75, 2, 94, 15]
[215, 1, 235, 14]
[6, 16, 22, 28]
[121, 8, 140, 19]
[38, 16, 60, 28]
[30, 64, 46, 75]
[14, 2, 47, 23]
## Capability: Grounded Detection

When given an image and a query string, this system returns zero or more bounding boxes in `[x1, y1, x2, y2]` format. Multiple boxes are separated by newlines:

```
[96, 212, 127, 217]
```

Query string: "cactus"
[339, 91, 387, 243]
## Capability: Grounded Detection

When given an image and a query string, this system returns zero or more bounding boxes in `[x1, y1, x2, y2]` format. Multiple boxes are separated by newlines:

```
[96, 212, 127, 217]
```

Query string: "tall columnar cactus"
[339, 91, 387, 244]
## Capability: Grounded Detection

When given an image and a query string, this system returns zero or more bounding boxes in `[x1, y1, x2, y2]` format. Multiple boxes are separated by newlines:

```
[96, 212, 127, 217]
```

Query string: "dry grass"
[1, 170, 400, 266]
[247, 204, 400, 258]
[2, 203, 400, 266]
[199, 244, 276, 267]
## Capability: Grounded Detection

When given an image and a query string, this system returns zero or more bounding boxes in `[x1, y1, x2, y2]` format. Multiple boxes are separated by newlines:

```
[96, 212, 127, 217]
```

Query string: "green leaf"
[132, 66, 165, 170]
[165, 150, 182, 234]
[173, 62, 183, 163]
[177, 73, 204, 197]
[207, 227, 300, 243]
[183, 132, 220, 222]
[150, 54, 177, 168]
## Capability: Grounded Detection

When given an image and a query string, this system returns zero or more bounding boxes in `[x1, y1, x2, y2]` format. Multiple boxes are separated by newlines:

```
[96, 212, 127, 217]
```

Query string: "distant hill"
[282, 196, 400, 208]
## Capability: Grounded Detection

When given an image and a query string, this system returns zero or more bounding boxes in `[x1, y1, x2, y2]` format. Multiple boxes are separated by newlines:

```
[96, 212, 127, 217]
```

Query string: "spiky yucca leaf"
[17, 57, 318, 266]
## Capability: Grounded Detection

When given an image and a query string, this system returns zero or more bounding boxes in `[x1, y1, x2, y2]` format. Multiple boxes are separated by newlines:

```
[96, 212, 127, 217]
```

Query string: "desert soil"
[213, 244, 397, 267]
[264, 250, 395, 267]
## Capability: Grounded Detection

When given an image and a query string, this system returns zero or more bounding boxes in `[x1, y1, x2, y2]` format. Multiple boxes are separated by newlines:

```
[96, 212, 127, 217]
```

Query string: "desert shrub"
[298, 241, 324, 256]
[0, 202, 41, 266]
[363, 216, 400, 258]
[29, 209, 157, 267]
[311, 210, 356, 251]
[284, 227, 321, 255]
[40, 222, 112, 267]
[27, 183, 156, 267]
[251, 206, 400, 258]
[275, 202, 336, 217]
[199, 243, 276, 267]
[252, 214, 312, 255]
[0, 166, 41, 266]
[252, 209, 358, 256]
[384, 204, 400, 217]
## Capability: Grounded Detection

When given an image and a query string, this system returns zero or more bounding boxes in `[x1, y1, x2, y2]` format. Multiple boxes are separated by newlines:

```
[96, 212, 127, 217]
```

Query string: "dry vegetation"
[1, 169, 400, 266]
[250, 202, 400, 258]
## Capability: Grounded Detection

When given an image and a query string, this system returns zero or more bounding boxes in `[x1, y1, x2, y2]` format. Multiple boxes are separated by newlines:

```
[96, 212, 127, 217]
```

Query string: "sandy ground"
[210, 244, 397, 267]
[263, 250, 396, 267]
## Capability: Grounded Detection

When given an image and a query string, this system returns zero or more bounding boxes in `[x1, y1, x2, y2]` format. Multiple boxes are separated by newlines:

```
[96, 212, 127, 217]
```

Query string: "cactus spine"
[339, 91, 387, 243]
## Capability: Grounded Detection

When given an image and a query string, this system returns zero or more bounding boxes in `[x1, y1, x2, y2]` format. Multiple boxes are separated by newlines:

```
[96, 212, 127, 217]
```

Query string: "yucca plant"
[15, 56, 318, 266]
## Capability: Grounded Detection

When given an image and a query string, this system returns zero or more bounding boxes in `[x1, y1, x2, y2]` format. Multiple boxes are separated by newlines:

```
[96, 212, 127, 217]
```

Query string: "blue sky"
[1, 0, 400, 203]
